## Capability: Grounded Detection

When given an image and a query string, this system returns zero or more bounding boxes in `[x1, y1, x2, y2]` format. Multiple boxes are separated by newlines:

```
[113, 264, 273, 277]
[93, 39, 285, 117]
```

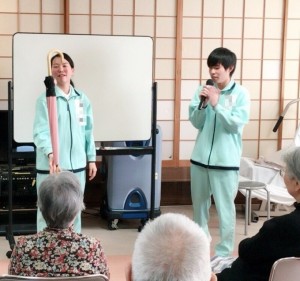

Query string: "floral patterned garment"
[8, 226, 110, 279]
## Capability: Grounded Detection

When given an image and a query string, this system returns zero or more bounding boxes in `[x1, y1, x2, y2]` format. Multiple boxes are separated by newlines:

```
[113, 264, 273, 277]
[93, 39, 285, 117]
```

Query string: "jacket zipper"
[207, 115, 217, 165]
[67, 101, 73, 170]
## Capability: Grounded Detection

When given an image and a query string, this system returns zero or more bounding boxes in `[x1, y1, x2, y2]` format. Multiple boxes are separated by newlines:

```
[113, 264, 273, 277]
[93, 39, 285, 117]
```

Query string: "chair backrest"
[268, 257, 300, 281]
[0, 274, 108, 281]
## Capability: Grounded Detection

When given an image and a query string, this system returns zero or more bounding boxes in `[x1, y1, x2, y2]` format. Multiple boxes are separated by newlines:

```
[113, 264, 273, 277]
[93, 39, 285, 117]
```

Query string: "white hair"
[283, 146, 300, 181]
[37, 171, 85, 228]
[132, 213, 211, 281]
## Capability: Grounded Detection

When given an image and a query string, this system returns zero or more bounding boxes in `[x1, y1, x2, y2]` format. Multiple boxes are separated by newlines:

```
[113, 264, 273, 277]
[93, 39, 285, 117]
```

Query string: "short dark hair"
[207, 47, 237, 77]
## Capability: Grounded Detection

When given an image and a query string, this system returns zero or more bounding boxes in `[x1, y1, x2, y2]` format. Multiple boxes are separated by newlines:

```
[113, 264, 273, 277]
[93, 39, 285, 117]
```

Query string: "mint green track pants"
[36, 171, 86, 233]
[191, 164, 239, 257]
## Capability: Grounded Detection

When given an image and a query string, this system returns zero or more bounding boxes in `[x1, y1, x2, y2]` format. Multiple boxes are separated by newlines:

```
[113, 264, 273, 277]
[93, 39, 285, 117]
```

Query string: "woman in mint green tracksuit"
[189, 47, 250, 257]
[33, 53, 97, 233]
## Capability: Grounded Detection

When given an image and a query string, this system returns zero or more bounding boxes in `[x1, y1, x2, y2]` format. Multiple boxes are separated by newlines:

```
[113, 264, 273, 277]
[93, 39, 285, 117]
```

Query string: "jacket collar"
[55, 85, 80, 98]
[221, 79, 235, 92]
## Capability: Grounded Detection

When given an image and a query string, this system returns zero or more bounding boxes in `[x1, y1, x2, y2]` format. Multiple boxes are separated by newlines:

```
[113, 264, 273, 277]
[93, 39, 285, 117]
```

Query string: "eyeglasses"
[280, 168, 286, 177]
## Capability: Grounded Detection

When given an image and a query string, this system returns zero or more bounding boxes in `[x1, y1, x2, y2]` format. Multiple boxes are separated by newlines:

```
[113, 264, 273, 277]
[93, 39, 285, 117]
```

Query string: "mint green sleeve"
[213, 87, 250, 134]
[33, 94, 52, 156]
[189, 85, 207, 130]
[84, 97, 96, 162]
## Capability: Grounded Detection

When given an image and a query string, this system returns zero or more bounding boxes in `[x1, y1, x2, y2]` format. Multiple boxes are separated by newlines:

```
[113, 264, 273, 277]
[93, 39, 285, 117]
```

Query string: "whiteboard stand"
[150, 82, 157, 220]
[98, 82, 158, 230]
[5, 81, 14, 258]
[5, 81, 37, 258]
[6, 80, 157, 240]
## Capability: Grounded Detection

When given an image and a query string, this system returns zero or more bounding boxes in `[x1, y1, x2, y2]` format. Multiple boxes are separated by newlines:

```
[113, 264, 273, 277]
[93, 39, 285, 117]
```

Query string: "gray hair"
[283, 147, 300, 181]
[37, 171, 85, 229]
[132, 213, 211, 281]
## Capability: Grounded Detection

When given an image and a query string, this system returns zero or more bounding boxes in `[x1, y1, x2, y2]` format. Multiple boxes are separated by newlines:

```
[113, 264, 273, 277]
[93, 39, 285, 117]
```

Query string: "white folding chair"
[0, 274, 108, 281]
[268, 257, 300, 281]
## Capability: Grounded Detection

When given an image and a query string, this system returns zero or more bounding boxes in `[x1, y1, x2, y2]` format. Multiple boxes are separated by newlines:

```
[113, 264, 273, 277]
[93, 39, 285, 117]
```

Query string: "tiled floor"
[0, 204, 277, 280]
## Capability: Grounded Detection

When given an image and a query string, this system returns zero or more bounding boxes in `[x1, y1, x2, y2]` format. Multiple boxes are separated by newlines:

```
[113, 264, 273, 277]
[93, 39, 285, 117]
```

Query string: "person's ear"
[228, 65, 234, 74]
[294, 179, 300, 190]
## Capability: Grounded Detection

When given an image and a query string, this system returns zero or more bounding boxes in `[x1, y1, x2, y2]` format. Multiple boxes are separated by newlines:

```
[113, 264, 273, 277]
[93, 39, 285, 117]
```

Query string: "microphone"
[198, 79, 214, 110]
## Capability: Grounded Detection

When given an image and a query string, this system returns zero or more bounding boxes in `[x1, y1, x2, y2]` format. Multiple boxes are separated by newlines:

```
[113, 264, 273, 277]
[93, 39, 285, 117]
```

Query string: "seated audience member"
[126, 213, 217, 281]
[8, 171, 110, 279]
[216, 146, 300, 281]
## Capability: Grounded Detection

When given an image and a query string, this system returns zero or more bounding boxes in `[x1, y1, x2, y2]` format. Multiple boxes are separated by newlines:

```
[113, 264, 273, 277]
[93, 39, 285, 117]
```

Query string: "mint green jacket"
[189, 80, 250, 169]
[33, 86, 96, 171]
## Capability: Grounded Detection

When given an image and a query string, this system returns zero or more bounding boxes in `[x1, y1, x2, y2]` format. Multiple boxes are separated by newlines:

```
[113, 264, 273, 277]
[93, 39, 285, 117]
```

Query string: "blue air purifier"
[103, 126, 162, 230]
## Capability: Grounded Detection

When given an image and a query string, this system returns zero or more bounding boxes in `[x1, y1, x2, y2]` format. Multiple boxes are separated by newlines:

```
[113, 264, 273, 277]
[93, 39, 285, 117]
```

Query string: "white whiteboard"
[13, 33, 153, 143]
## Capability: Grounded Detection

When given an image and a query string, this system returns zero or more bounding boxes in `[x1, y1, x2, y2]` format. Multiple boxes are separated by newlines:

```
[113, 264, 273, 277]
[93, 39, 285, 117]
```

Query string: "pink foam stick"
[46, 49, 64, 170]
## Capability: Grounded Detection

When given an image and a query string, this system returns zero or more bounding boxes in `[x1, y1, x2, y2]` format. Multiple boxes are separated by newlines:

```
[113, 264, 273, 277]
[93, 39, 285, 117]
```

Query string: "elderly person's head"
[37, 171, 85, 229]
[283, 147, 300, 181]
[283, 147, 300, 202]
[129, 213, 214, 281]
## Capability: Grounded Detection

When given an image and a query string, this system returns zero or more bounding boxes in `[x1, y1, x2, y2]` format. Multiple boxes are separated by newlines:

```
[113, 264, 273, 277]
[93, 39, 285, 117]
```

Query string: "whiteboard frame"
[13, 32, 153, 143]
